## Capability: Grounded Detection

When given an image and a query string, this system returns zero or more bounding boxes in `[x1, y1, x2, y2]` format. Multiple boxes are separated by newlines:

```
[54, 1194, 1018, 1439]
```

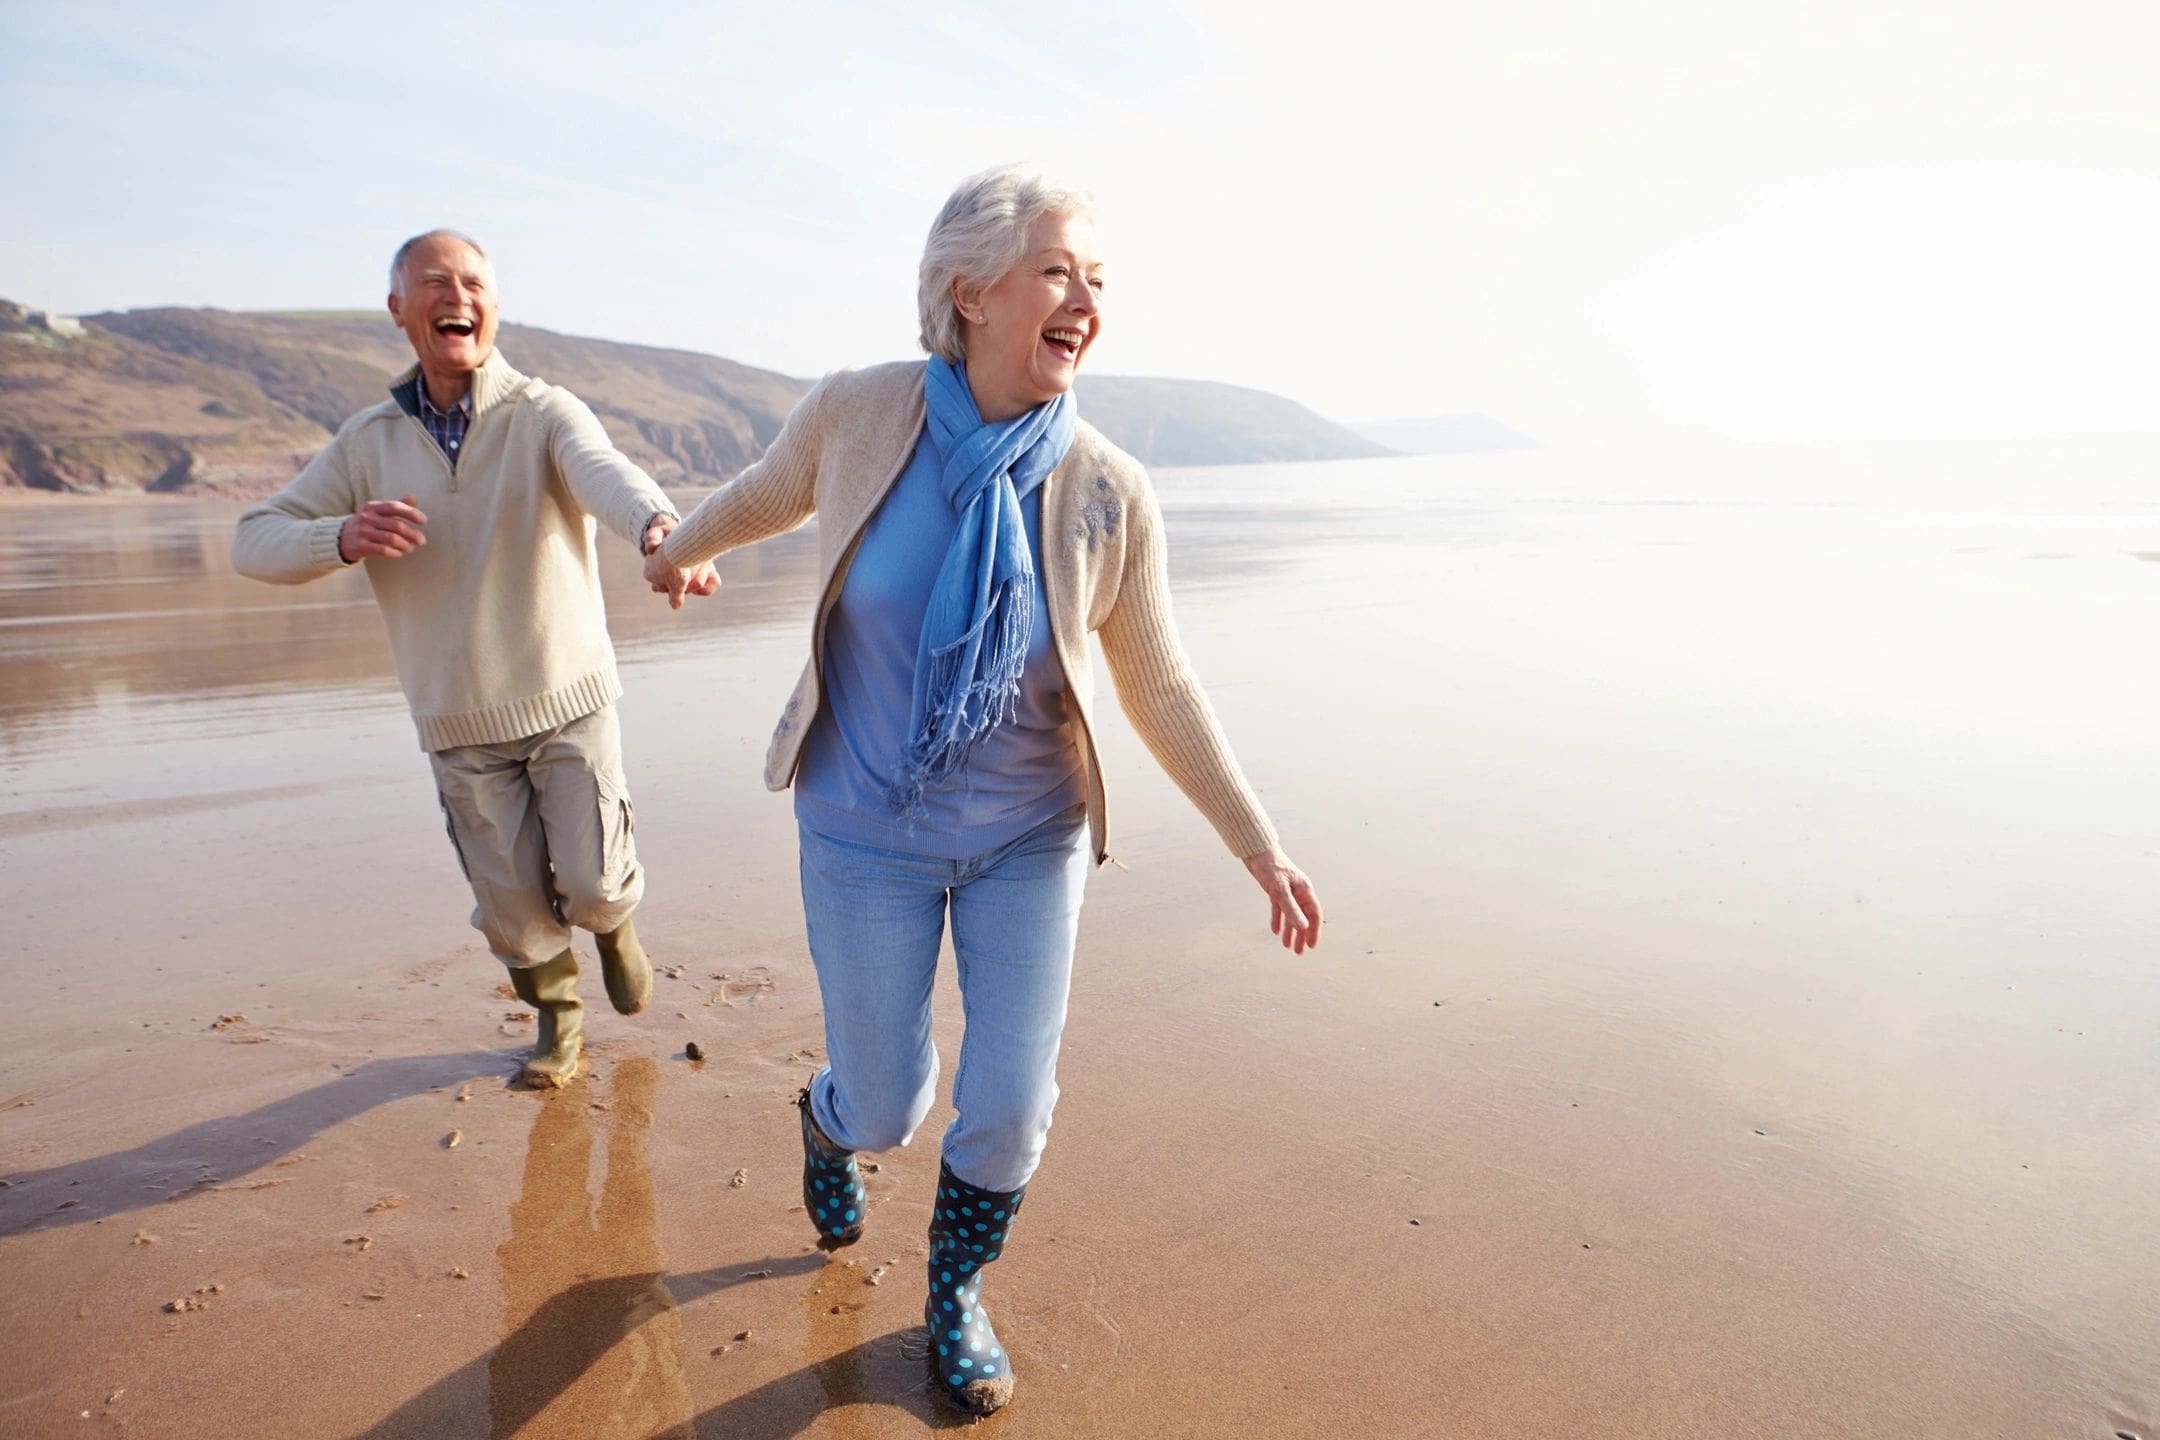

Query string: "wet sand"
[2, 453, 2158, 1438]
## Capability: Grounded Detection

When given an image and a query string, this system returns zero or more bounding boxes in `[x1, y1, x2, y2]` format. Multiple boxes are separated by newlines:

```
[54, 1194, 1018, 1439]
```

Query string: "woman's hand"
[1241, 847, 1323, 955]
[641, 524, 720, 609]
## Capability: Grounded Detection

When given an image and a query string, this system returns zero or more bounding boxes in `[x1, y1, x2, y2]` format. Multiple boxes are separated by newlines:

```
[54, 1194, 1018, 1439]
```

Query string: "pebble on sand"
[685, 1041, 706, 1061]
[730, 1168, 748, 1189]
[443, 1130, 463, 1149]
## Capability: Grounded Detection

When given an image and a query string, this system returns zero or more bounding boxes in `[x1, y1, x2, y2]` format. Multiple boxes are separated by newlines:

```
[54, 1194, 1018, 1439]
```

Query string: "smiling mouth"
[1043, 328, 1084, 359]
[433, 318, 476, 337]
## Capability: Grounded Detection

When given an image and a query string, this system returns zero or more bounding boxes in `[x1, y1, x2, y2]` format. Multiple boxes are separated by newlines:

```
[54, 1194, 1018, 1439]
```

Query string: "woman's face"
[956, 209, 1105, 421]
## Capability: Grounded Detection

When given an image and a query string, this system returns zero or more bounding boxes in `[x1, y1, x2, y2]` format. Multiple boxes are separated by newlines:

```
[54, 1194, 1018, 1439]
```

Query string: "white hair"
[389, 229, 490, 297]
[917, 164, 1096, 363]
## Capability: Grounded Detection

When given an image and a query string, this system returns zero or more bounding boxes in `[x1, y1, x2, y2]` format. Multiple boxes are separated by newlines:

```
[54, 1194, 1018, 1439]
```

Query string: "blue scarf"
[888, 356, 1077, 816]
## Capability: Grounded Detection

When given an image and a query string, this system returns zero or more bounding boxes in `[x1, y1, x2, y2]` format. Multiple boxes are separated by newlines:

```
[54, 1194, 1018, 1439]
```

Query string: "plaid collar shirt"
[416, 383, 473, 466]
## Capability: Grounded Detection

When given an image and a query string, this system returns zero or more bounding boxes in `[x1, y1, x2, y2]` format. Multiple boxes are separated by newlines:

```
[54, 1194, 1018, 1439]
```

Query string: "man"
[233, 229, 718, 1088]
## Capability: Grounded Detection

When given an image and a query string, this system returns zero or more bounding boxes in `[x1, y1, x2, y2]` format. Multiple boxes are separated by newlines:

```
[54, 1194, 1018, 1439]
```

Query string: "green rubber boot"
[594, 918, 654, 1016]
[508, 949, 584, 1088]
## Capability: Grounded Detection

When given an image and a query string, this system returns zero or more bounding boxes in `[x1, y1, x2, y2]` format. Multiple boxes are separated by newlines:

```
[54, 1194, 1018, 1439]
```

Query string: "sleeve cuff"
[309, 516, 352, 569]
[630, 501, 677, 551]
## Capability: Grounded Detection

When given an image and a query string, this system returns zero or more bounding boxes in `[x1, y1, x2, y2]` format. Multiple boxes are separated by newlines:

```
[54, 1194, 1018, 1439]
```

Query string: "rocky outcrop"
[604, 411, 767, 484]
[0, 434, 183, 494]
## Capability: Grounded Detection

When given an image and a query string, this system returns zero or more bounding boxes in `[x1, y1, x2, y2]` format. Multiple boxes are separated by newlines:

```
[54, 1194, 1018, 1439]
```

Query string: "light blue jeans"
[797, 803, 1091, 1193]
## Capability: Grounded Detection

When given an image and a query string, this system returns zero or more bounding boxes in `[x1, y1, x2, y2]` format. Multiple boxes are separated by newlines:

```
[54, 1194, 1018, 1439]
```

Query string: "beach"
[2, 447, 2157, 1438]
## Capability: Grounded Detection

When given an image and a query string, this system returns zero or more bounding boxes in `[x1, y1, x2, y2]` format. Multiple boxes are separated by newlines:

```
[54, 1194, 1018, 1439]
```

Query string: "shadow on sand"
[658, 1331, 977, 1439]
[0, 1048, 513, 1236]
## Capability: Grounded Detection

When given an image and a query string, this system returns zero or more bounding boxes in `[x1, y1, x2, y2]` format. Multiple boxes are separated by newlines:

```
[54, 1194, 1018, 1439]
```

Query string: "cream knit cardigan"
[662, 360, 1278, 865]
[232, 351, 676, 751]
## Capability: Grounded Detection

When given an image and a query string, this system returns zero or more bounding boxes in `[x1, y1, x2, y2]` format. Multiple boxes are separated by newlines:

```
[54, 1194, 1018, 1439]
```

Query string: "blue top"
[795, 434, 1085, 858]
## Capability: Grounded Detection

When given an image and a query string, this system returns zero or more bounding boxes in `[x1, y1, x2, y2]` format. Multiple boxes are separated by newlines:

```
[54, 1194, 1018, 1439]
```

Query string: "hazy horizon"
[6, 1, 2158, 446]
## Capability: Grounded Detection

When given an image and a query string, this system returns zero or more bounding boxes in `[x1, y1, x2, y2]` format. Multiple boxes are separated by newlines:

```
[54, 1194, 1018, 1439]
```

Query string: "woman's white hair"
[917, 164, 1096, 363]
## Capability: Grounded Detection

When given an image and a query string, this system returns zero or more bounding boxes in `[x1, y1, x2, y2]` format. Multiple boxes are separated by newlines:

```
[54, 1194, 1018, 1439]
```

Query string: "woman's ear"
[950, 275, 987, 326]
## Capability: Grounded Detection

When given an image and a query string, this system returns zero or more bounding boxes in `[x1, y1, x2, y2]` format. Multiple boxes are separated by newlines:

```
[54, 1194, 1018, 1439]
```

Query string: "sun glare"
[1591, 165, 2160, 441]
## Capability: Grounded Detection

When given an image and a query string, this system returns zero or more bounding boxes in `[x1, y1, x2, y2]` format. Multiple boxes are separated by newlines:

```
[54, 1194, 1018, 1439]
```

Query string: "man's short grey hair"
[917, 165, 1096, 363]
[389, 229, 490, 297]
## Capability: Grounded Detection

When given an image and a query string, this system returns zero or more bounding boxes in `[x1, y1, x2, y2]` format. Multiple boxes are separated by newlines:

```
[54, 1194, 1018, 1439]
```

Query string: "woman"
[649, 164, 1322, 1416]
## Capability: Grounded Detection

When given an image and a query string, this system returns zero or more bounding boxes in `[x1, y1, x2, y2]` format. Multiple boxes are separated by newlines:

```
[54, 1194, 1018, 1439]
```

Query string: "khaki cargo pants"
[428, 705, 643, 969]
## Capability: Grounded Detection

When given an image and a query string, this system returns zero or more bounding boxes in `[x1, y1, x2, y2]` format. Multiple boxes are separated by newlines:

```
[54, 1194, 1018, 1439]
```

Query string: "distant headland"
[0, 299, 1526, 496]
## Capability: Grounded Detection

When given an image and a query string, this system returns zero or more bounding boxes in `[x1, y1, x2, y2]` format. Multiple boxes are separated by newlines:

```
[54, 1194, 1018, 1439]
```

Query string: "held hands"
[338, 496, 427, 562]
[641, 516, 720, 610]
[1242, 847, 1323, 955]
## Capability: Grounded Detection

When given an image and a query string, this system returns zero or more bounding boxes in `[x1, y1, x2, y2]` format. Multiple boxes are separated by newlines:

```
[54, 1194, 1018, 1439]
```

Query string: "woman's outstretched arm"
[1096, 472, 1323, 954]
[655, 373, 835, 576]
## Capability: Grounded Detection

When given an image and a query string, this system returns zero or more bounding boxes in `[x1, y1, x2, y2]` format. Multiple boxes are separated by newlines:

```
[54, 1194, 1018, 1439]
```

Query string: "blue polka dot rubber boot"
[923, 1160, 1027, 1416]
[796, 1085, 864, 1247]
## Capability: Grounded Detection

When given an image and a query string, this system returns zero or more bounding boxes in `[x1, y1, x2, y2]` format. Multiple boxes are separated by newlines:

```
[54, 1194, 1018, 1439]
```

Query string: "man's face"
[387, 235, 497, 377]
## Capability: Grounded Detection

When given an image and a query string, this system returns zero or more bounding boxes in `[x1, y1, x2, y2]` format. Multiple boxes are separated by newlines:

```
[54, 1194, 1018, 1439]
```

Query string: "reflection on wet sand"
[491, 1058, 693, 1439]
[0, 498, 820, 744]
[492, 1066, 960, 1439]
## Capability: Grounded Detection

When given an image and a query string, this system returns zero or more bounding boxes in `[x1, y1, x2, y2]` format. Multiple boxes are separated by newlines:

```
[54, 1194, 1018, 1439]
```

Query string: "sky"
[4, 0, 2158, 444]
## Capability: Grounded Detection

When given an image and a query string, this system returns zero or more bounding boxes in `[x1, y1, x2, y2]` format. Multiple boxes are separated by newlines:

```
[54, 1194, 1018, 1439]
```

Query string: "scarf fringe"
[887, 581, 1034, 819]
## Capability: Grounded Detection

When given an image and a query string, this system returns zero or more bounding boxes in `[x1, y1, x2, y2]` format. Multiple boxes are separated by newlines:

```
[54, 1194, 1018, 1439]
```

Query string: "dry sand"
[2, 462, 2157, 1438]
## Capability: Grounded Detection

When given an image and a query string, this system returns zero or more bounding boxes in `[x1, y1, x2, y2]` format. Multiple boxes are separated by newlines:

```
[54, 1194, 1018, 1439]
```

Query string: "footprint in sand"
[707, 965, 778, 1008]
[401, 952, 462, 986]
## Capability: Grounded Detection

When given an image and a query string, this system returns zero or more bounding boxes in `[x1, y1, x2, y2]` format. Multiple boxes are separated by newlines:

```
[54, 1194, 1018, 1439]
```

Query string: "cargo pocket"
[595, 772, 637, 892]
[436, 792, 474, 881]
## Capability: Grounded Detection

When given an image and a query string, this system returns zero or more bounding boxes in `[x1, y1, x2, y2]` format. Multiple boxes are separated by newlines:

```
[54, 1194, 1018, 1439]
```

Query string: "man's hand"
[640, 514, 677, 558]
[641, 520, 719, 610]
[338, 496, 428, 562]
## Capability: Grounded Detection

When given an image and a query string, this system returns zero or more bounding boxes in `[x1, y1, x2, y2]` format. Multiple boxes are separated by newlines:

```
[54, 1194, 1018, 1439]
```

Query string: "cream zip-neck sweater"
[233, 350, 676, 750]
[663, 360, 1278, 865]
